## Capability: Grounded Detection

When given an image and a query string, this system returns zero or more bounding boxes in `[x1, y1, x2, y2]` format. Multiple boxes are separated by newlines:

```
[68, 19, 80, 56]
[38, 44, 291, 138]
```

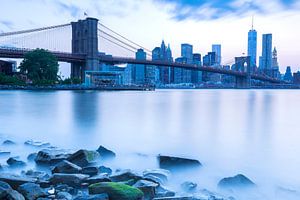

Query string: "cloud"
[155, 0, 300, 21]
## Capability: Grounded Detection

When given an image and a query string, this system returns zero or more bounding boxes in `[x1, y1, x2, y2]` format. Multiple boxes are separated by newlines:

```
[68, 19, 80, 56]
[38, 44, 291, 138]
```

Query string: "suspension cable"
[98, 22, 152, 53]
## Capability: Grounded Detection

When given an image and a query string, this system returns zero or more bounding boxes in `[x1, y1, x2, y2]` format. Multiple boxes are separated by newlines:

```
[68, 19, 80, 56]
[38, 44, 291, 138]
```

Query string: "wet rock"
[57, 191, 72, 200]
[2, 140, 16, 145]
[67, 149, 99, 167]
[74, 193, 109, 200]
[218, 174, 255, 189]
[89, 182, 143, 200]
[24, 140, 50, 148]
[85, 174, 111, 185]
[110, 170, 142, 182]
[7, 157, 26, 167]
[0, 173, 36, 189]
[158, 155, 202, 170]
[81, 166, 99, 176]
[143, 169, 170, 185]
[18, 183, 47, 200]
[35, 149, 70, 165]
[27, 153, 37, 161]
[22, 170, 50, 181]
[181, 181, 197, 193]
[98, 166, 112, 175]
[96, 146, 116, 158]
[0, 150, 11, 157]
[50, 173, 89, 188]
[155, 185, 175, 198]
[133, 179, 159, 200]
[52, 160, 82, 174]
[4, 189, 25, 200]
[0, 181, 25, 200]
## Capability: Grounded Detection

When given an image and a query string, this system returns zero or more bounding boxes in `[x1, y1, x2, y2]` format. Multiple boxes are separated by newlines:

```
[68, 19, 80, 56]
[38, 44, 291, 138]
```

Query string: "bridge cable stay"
[98, 22, 152, 53]
[0, 24, 72, 52]
[98, 29, 152, 57]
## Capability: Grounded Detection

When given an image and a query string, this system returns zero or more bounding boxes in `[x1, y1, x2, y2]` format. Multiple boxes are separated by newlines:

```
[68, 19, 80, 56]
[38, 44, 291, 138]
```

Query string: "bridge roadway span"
[0, 47, 281, 83]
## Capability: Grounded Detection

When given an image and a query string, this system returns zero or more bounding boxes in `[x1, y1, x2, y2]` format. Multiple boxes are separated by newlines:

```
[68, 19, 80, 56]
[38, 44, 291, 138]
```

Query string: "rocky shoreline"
[0, 139, 266, 200]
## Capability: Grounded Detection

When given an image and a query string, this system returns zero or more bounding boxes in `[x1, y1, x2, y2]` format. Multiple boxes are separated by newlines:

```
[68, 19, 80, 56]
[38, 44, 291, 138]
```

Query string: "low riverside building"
[0, 60, 17, 75]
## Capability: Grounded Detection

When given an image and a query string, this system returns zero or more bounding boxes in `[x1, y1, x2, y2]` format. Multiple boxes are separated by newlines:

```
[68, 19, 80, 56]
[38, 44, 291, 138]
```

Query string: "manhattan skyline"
[1, 0, 300, 72]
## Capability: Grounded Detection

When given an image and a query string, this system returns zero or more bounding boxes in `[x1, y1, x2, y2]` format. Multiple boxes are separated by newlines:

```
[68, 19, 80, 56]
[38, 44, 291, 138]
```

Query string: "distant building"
[177, 43, 193, 83]
[260, 33, 273, 75]
[247, 24, 257, 69]
[134, 49, 147, 84]
[191, 53, 202, 84]
[174, 57, 188, 83]
[293, 71, 300, 84]
[152, 41, 173, 85]
[0, 60, 14, 75]
[212, 44, 221, 66]
[181, 43, 193, 64]
[202, 52, 216, 82]
[271, 47, 280, 78]
[284, 66, 293, 82]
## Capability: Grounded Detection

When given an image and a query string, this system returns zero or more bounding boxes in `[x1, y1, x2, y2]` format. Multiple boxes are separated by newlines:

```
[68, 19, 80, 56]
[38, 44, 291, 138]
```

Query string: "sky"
[1, 0, 300, 74]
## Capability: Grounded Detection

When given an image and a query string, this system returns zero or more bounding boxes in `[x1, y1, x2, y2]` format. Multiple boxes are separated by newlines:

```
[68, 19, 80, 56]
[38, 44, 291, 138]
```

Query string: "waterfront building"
[247, 21, 257, 69]
[284, 66, 293, 82]
[191, 53, 202, 84]
[134, 49, 147, 84]
[202, 52, 216, 82]
[293, 71, 300, 84]
[152, 41, 173, 85]
[260, 33, 273, 75]
[174, 57, 188, 83]
[212, 44, 221, 66]
[271, 47, 280, 78]
[177, 43, 193, 83]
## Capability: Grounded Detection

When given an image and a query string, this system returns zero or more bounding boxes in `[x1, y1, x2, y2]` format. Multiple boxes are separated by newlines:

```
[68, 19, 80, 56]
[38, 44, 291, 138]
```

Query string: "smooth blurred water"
[0, 89, 300, 198]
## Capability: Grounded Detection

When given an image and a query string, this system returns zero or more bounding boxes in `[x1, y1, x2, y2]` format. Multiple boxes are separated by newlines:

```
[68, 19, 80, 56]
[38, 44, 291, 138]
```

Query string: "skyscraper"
[247, 20, 257, 69]
[212, 44, 221, 66]
[260, 33, 272, 74]
[134, 49, 146, 84]
[180, 43, 193, 83]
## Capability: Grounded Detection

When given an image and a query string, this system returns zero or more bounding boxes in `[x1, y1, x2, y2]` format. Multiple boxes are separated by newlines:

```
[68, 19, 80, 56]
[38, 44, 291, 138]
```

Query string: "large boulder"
[81, 167, 99, 176]
[89, 182, 143, 200]
[133, 180, 159, 200]
[158, 155, 202, 170]
[0, 181, 25, 200]
[96, 146, 116, 159]
[7, 157, 26, 167]
[18, 183, 47, 200]
[35, 150, 70, 165]
[50, 173, 89, 188]
[110, 170, 142, 182]
[84, 174, 111, 185]
[98, 166, 112, 175]
[67, 150, 99, 167]
[2, 140, 16, 145]
[52, 160, 82, 174]
[0, 173, 36, 190]
[218, 174, 255, 189]
[143, 169, 170, 185]
[0, 150, 11, 157]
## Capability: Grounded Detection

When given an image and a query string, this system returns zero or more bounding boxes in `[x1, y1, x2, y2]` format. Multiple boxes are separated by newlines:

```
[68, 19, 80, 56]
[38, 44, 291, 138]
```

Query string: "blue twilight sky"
[0, 0, 300, 73]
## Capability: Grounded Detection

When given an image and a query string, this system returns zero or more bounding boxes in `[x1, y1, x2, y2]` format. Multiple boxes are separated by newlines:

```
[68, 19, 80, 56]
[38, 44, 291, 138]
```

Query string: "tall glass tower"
[261, 33, 273, 71]
[247, 19, 257, 68]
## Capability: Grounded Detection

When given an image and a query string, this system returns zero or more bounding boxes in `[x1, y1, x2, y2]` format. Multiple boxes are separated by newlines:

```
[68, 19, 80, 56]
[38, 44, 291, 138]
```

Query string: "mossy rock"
[89, 182, 143, 200]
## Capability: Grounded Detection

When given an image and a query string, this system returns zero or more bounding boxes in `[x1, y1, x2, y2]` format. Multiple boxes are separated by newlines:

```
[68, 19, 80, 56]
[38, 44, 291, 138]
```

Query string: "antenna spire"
[251, 15, 254, 30]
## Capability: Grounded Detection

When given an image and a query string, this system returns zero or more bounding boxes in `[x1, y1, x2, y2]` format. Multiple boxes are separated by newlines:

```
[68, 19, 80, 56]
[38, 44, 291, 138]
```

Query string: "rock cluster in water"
[0, 139, 257, 200]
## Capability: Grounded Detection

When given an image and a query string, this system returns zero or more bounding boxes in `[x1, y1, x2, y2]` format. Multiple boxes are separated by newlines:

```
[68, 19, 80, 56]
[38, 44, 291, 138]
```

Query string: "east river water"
[0, 89, 300, 199]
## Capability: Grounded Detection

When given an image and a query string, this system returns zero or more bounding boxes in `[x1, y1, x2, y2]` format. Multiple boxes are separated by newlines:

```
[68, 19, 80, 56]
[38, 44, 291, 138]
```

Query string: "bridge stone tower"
[71, 18, 99, 80]
[235, 56, 251, 88]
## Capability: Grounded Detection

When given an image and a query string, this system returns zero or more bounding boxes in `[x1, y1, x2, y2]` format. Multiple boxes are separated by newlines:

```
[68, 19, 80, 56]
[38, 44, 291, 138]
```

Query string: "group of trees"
[0, 48, 81, 86]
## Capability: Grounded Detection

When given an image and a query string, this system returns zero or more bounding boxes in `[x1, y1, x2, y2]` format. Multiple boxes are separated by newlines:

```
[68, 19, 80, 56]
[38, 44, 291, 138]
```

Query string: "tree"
[19, 49, 59, 84]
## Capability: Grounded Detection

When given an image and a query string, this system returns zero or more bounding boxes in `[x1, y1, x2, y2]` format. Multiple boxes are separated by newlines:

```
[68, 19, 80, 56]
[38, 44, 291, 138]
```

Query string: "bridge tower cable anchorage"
[98, 22, 152, 53]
